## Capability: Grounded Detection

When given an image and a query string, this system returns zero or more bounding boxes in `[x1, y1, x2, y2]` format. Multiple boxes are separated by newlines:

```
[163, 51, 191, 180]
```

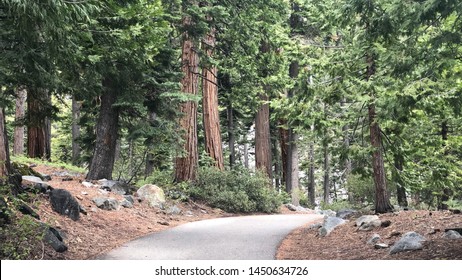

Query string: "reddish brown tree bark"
[202, 26, 224, 170]
[27, 89, 51, 160]
[255, 93, 272, 179]
[367, 55, 393, 214]
[175, 14, 199, 182]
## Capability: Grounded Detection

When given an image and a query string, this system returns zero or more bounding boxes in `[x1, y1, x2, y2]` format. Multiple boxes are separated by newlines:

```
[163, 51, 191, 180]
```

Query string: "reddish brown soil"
[27, 165, 230, 260]
[277, 210, 462, 260]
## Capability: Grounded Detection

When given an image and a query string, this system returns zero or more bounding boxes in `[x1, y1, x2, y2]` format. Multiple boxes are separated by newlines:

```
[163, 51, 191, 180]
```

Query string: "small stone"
[167, 205, 182, 215]
[389, 231, 401, 238]
[389, 231, 426, 255]
[81, 191, 88, 195]
[286, 204, 297, 211]
[374, 243, 389, 249]
[367, 233, 381, 245]
[92, 197, 120, 211]
[91, 207, 98, 212]
[336, 209, 357, 219]
[356, 215, 382, 231]
[121, 199, 134, 208]
[62, 177, 73, 182]
[158, 221, 170, 226]
[76, 195, 83, 201]
[185, 211, 194, 217]
[82, 182, 94, 188]
[201, 209, 207, 214]
[443, 230, 462, 239]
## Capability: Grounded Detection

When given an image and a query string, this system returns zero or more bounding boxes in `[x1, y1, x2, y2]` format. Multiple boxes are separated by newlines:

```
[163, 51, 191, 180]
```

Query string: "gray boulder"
[137, 184, 166, 209]
[49, 189, 81, 221]
[92, 197, 120, 211]
[356, 215, 382, 231]
[374, 243, 389, 249]
[367, 233, 381, 245]
[286, 204, 309, 212]
[443, 230, 462, 239]
[319, 216, 346, 237]
[336, 209, 357, 219]
[167, 205, 182, 215]
[98, 179, 132, 195]
[22, 175, 50, 188]
[390, 231, 426, 254]
[316, 209, 337, 217]
[18, 203, 40, 220]
[41, 224, 67, 253]
[121, 199, 133, 208]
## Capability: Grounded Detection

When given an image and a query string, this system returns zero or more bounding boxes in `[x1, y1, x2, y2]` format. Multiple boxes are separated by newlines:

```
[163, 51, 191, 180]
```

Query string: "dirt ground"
[277, 209, 462, 260]
[28, 165, 229, 260]
[18, 164, 462, 260]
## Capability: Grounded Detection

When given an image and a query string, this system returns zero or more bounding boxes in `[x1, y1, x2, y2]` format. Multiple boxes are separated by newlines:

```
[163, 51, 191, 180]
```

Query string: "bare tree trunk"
[13, 87, 27, 156]
[439, 121, 450, 210]
[202, 26, 224, 170]
[287, 61, 300, 204]
[323, 142, 330, 204]
[243, 141, 249, 169]
[307, 125, 316, 206]
[27, 89, 51, 160]
[145, 110, 157, 178]
[86, 81, 119, 180]
[367, 54, 393, 214]
[255, 93, 272, 179]
[71, 96, 81, 165]
[175, 14, 199, 182]
[0, 108, 11, 178]
[394, 153, 408, 207]
[279, 123, 288, 189]
[227, 103, 235, 167]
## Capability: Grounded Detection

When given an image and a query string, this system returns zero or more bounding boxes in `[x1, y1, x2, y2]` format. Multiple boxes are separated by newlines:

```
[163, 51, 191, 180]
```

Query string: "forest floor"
[21, 164, 462, 260]
[277, 209, 462, 260]
[30, 165, 230, 260]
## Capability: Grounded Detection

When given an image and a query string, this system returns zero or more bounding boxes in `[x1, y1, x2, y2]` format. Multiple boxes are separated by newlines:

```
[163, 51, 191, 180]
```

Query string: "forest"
[0, 0, 461, 219]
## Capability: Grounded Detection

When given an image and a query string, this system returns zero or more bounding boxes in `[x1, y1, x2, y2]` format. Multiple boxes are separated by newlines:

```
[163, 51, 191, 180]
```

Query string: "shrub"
[190, 167, 283, 213]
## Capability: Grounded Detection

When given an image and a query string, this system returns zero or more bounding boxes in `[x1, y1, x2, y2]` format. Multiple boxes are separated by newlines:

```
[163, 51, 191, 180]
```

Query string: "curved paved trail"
[98, 214, 322, 260]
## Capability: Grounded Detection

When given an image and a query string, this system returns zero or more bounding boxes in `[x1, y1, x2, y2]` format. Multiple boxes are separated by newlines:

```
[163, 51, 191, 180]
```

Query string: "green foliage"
[11, 156, 85, 174]
[0, 214, 43, 260]
[0, 182, 44, 260]
[345, 173, 375, 205]
[320, 200, 358, 212]
[190, 167, 283, 213]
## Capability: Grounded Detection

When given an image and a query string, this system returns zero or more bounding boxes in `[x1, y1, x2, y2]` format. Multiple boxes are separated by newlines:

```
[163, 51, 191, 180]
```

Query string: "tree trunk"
[366, 54, 393, 214]
[202, 26, 224, 170]
[439, 120, 450, 210]
[175, 14, 199, 183]
[71, 96, 81, 165]
[227, 102, 235, 167]
[287, 60, 300, 204]
[279, 123, 289, 189]
[307, 125, 316, 206]
[145, 110, 157, 178]
[394, 153, 408, 207]
[323, 142, 330, 204]
[27, 89, 51, 160]
[243, 141, 249, 169]
[13, 87, 27, 156]
[0, 108, 11, 178]
[255, 93, 272, 179]
[86, 81, 119, 180]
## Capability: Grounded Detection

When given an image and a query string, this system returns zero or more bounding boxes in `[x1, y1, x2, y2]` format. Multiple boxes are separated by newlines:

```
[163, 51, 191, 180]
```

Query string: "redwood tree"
[202, 24, 224, 170]
[175, 12, 199, 182]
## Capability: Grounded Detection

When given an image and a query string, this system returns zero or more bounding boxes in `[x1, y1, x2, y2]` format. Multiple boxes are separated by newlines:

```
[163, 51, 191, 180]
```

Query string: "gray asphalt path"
[98, 214, 322, 260]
